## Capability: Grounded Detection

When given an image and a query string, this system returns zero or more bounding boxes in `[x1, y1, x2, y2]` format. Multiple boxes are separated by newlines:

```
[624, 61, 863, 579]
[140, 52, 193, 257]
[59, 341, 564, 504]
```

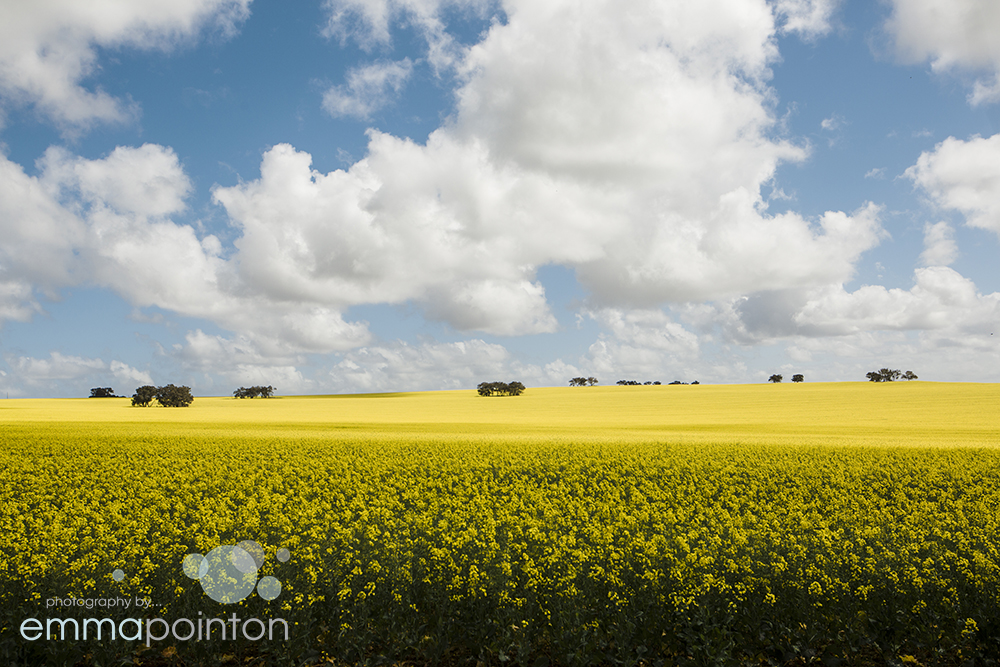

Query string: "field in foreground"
[2, 383, 1000, 666]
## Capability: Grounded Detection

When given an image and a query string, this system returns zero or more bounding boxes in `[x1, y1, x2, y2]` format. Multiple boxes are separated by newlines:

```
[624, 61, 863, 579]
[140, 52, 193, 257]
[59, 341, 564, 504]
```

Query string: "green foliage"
[131, 384, 193, 406]
[234, 385, 275, 398]
[477, 381, 525, 396]
[867, 368, 916, 382]
[130, 385, 156, 406]
[155, 384, 193, 407]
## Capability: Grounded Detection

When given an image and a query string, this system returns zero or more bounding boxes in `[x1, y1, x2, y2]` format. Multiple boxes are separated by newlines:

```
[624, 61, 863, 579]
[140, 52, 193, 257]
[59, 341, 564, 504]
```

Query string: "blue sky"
[2, 0, 999, 398]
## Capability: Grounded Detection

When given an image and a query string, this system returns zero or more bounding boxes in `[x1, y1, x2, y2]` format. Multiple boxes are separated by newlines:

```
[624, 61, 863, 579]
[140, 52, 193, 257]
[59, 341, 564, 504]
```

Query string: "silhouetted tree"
[903, 371, 918, 380]
[791, 374, 804, 383]
[867, 368, 903, 382]
[89, 387, 119, 398]
[234, 385, 275, 398]
[617, 380, 641, 385]
[569, 377, 587, 386]
[652, 381, 661, 385]
[586, 377, 598, 386]
[478, 381, 525, 396]
[131, 385, 157, 407]
[690, 380, 699, 385]
[768, 374, 783, 383]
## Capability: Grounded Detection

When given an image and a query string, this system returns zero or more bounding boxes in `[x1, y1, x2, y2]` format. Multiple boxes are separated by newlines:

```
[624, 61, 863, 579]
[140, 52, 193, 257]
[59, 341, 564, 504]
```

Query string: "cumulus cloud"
[176, 330, 309, 393]
[217, 0, 883, 336]
[0, 0, 252, 132]
[772, 0, 839, 39]
[2, 352, 154, 395]
[332, 338, 526, 392]
[582, 308, 702, 381]
[323, 58, 414, 119]
[2, 0, 892, 384]
[919, 221, 958, 266]
[905, 134, 1000, 236]
[883, 0, 1000, 105]
[110, 360, 154, 386]
[8, 352, 106, 383]
[0, 144, 372, 355]
[794, 266, 1000, 335]
[322, 0, 493, 71]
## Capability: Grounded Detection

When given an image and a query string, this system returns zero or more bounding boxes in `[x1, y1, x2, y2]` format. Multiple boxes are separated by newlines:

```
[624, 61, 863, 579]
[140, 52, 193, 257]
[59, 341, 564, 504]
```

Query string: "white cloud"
[883, 0, 1000, 106]
[0, 0, 252, 132]
[905, 134, 1000, 236]
[820, 114, 842, 131]
[795, 266, 999, 335]
[110, 360, 154, 386]
[322, 0, 492, 72]
[322, 58, 414, 120]
[216, 0, 882, 335]
[582, 308, 702, 382]
[333, 338, 526, 392]
[176, 330, 309, 393]
[9, 352, 106, 382]
[0, 144, 372, 355]
[919, 221, 958, 266]
[772, 0, 839, 39]
[2, 0, 890, 377]
[864, 167, 885, 179]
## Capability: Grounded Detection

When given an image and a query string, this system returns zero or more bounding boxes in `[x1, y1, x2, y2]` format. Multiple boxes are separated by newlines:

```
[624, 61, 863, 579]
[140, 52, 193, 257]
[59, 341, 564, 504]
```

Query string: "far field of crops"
[2, 382, 999, 666]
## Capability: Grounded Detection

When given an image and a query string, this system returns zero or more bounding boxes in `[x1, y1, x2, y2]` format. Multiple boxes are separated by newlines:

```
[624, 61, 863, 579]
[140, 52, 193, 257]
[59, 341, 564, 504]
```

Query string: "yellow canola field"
[2, 382, 1000, 665]
[2, 381, 998, 447]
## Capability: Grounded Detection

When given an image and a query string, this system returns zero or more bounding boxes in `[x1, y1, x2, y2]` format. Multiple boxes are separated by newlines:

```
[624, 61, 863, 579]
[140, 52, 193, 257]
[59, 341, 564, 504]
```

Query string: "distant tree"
[643, 381, 652, 385]
[569, 377, 587, 386]
[791, 374, 804, 383]
[652, 381, 661, 385]
[478, 381, 525, 397]
[768, 374, 783, 383]
[89, 387, 119, 398]
[617, 380, 641, 385]
[586, 377, 598, 386]
[234, 385, 275, 398]
[131, 385, 157, 407]
[903, 371, 918, 381]
[155, 384, 194, 407]
[867, 368, 903, 382]
[690, 380, 699, 385]
[668, 380, 684, 385]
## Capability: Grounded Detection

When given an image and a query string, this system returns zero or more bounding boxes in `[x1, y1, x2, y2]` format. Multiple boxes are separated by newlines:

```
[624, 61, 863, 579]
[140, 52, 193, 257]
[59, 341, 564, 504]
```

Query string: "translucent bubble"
[198, 545, 258, 604]
[182, 553, 206, 580]
[236, 540, 265, 569]
[276, 547, 290, 563]
[230, 545, 257, 574]
[257, 576, 282, 601]
[112, 569, 125, 582]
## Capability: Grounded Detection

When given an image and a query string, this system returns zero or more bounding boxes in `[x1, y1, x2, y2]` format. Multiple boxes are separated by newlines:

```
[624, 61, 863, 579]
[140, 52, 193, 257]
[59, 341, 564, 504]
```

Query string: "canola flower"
[1, 383, 999, 665]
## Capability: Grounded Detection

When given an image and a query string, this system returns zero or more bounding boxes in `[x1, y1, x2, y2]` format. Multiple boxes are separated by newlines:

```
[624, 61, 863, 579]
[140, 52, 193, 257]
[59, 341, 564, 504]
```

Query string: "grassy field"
[2, 382, 999, 666]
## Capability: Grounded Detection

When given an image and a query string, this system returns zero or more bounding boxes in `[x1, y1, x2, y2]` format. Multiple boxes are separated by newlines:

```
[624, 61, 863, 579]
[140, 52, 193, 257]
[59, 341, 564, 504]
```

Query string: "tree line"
[131, 384, 194, 407]
[233, 385, 275, 398]
[866, 369, 917, 382]
[477, 381, 525, 396]
[768, 374, 804, 383]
